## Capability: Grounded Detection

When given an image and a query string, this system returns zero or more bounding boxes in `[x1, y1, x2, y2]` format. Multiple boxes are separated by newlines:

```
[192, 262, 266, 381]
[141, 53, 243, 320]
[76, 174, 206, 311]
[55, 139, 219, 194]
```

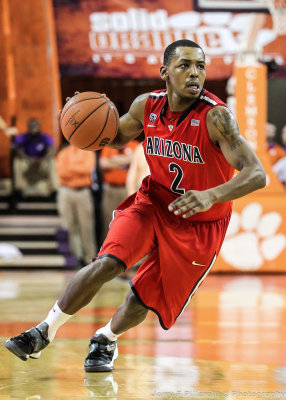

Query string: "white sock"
[96, 320, 121, 342]
[40, 301, 72, 342]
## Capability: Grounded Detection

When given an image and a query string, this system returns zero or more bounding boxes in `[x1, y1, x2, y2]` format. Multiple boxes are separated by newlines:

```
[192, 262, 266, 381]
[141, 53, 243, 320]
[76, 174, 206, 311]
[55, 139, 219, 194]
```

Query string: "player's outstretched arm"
[169, 106, 266, 218]
[110, 93, 149, 149]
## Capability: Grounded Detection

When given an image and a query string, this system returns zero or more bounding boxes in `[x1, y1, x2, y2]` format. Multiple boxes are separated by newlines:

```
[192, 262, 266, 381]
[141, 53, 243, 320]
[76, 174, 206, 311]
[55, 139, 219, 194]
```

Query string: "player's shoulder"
[133, 90, 166, 108]
[129, 90, 166, 121]
[199, 89, 226, 108]
[200, 89, 233, 131]
[130, 92, 151, 112]
[146, 90, 168, 112]
[149, 89, 167, 99]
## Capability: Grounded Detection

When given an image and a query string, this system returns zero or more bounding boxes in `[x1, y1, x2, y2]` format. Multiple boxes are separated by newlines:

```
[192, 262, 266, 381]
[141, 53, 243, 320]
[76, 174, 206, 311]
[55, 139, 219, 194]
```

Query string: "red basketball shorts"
[97, 190, 231, 330]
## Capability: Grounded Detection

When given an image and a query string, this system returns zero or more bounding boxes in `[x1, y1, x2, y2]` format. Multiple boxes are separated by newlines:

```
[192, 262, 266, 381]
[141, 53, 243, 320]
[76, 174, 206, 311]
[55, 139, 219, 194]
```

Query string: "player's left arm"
[110, 93, 149, 149]
[207, 105, 266, 199]
[169, 106, 266, 218]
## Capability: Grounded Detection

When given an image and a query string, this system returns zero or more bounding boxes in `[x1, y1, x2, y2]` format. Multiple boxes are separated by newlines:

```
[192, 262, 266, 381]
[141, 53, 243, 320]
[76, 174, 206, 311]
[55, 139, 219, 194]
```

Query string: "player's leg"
[3, 256, 124, 361]
[57, 256, 124, 315]
[110, 291, 148, 333]
[84, 290, 148, 372]
[4, 198, 155, 362]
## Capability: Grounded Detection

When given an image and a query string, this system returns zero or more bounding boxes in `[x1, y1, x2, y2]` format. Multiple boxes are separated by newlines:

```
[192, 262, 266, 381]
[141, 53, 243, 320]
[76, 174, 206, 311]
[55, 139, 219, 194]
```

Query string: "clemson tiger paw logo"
[221, 203, 286, 270]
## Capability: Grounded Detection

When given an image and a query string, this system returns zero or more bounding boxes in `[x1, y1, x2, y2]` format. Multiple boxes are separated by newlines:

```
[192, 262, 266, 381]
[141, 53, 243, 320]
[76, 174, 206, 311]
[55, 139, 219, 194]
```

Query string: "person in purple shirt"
[14, 118, 57, 196]
[14, 119, 54, 158]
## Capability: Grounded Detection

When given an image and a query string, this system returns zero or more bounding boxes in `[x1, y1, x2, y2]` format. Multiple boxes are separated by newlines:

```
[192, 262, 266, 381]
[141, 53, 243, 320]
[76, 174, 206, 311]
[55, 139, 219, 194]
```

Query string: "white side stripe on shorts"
[176, 253, 217, 319]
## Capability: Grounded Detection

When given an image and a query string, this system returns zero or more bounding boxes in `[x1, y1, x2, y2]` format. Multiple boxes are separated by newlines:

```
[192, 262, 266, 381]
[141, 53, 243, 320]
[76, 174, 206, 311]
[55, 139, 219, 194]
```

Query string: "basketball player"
[4, 40, 266, 372]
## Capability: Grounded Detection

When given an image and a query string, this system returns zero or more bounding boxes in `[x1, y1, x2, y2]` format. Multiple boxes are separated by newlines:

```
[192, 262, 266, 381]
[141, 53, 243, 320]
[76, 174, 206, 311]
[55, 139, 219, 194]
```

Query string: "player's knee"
[125, 291, 147, 316]
[91, 257, 124, 282]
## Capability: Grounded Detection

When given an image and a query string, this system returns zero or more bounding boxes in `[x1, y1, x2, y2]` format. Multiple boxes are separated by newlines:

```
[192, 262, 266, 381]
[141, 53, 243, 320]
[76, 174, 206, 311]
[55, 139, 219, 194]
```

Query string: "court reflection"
[84, 373, 118, 399]
[1, 272, 286, 399]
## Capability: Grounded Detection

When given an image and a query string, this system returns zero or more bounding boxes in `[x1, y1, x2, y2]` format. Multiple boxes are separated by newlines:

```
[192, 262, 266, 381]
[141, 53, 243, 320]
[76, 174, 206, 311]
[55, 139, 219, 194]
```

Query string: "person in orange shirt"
[99, 141, 138, 240]
[126, 142, 150, 196]
[56, 143, 97, 265]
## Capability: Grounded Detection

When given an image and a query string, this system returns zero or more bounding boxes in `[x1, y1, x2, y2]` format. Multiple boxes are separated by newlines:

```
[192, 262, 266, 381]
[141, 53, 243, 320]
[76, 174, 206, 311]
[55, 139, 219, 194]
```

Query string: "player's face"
[163, 47, 206, 100]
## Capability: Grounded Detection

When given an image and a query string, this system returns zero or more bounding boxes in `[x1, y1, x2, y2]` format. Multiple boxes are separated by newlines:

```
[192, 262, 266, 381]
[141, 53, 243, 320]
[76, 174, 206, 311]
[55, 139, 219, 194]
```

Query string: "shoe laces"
[87, 338, 115, 361]
[13, 331, 36, 353]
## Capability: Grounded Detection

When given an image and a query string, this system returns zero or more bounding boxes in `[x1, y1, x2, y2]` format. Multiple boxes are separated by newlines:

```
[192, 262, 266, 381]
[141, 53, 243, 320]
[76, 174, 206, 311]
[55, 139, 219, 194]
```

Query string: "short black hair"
[163, 40, 204, 66]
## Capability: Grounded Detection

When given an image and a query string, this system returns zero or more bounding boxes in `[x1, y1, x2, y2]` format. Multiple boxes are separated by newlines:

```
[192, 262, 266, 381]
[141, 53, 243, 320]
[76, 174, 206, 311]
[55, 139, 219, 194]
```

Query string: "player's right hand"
[168, 189, 217, 218]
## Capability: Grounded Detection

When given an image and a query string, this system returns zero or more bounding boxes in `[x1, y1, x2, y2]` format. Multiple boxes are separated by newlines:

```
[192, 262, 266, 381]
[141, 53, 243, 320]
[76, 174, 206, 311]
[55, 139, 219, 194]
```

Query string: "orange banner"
[236, 65, 267, 154]
[53, 0, 286, 79]
[215, 64, 286, 272]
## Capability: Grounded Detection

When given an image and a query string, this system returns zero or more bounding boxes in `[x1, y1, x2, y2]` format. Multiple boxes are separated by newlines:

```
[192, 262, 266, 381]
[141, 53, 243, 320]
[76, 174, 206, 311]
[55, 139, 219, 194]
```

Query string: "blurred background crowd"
[0, 113, 150, 271]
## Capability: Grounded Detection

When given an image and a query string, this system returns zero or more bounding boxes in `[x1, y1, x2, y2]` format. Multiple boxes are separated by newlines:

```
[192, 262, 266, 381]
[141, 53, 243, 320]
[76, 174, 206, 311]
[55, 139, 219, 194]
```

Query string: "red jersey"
[141, 88, 234, 222]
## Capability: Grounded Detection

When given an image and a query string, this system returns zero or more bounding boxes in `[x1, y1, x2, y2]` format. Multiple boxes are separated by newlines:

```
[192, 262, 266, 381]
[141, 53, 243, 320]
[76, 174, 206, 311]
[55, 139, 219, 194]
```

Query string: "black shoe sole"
[84, 365, 115, 373]
[4, 340, 29, 361]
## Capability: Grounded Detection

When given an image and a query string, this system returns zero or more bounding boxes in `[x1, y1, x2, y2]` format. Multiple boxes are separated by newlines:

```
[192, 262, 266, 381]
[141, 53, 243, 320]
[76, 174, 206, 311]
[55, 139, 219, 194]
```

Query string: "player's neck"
[167, 91, 198, 112]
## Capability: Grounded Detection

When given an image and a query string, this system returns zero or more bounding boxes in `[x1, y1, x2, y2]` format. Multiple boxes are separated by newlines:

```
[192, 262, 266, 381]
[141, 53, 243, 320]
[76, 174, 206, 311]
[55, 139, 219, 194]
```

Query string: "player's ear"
[160, 65, 168, 81]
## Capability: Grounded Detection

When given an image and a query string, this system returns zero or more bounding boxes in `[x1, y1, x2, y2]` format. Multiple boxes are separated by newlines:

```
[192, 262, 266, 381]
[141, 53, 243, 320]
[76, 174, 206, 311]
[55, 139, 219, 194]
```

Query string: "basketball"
[60, 91, 119, 151]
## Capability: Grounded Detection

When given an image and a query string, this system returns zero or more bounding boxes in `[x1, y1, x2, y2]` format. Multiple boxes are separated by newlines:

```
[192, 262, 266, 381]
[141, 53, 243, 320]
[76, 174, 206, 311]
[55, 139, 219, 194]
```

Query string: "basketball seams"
[60, 95, 105, 121]
[103, 99, 119, 146]
[67, 101, 109, 141]
[60, 92, 119, 151]
[106, 98, 119, 140]
[81, 106, 111, 150]
[81, 100, 119, 150]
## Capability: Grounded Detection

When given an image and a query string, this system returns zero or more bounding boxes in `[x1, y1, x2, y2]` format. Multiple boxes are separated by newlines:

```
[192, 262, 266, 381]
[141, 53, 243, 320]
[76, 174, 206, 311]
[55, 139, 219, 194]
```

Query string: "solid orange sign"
[53, 0, 286, 80]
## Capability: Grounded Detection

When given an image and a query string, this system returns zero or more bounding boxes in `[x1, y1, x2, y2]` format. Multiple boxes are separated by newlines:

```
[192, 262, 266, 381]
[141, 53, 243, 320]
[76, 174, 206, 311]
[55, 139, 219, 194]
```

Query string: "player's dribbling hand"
[168, 189, 216, 218]
[59, 91, 80, 115]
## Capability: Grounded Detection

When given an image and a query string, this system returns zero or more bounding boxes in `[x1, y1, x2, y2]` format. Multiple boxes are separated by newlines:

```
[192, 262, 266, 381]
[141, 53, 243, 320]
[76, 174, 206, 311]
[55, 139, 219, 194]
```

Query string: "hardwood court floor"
[1, 271, 286, 399]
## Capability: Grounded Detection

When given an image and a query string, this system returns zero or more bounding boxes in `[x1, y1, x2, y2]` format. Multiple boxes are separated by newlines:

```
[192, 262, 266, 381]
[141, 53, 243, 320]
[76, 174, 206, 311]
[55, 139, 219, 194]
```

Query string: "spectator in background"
[265, 122, 286, 188]
[56, 143, 97, 266]
[99, 141, 138, 240]
[0, 115, 18, 210]
[126, 143, 150, 196]
[13, 118, 57, 197]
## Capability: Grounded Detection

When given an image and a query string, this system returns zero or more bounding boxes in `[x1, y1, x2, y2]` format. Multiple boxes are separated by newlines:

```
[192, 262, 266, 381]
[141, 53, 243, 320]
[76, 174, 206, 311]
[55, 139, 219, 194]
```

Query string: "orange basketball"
[60, 91, 119, 151]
